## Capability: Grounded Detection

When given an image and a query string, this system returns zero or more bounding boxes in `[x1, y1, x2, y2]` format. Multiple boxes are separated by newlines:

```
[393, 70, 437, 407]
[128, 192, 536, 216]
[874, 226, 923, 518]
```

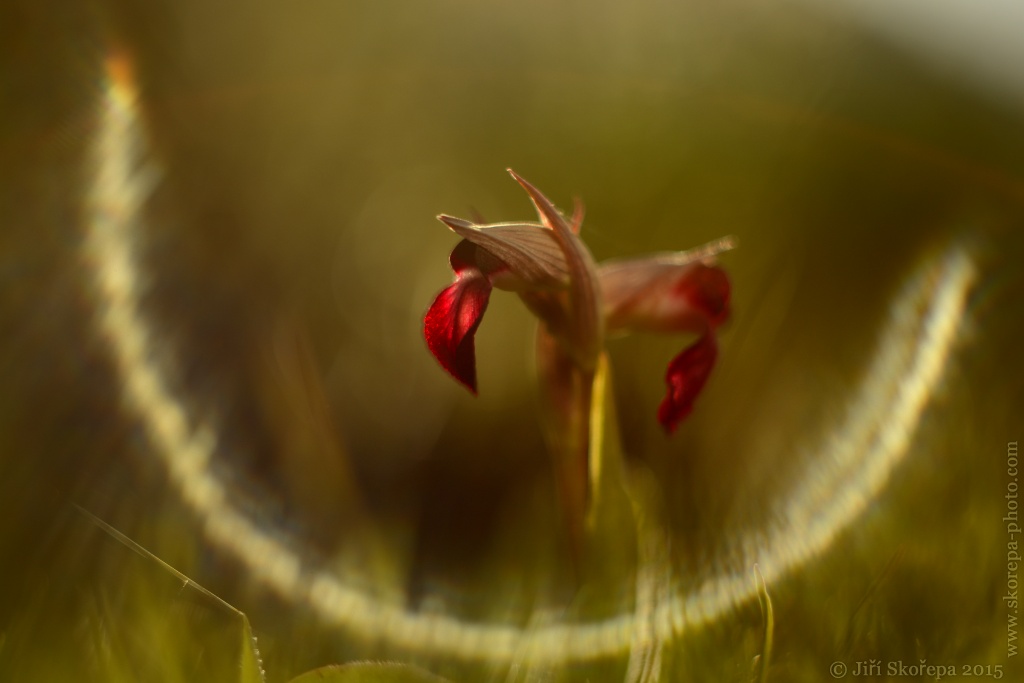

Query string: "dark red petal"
[449, 238, 483, 274]
[424, 263, 493, 394]
[657, 332, 718, 433]
[676, 264, 731, 328]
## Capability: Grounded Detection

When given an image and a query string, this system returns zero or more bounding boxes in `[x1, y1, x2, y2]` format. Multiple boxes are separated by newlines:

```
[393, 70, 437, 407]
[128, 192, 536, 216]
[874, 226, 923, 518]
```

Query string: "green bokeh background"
[2, 1, 1022, 680]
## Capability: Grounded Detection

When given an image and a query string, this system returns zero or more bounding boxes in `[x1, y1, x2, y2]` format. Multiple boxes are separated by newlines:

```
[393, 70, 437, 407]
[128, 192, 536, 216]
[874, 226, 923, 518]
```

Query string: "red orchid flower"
[599, 249, 731, 431]
[424, 170, 731, 433]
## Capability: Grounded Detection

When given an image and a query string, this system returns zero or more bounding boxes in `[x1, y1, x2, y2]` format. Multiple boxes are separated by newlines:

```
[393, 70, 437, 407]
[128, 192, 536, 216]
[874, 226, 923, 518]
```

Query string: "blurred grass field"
[2, 1, 1023, 680]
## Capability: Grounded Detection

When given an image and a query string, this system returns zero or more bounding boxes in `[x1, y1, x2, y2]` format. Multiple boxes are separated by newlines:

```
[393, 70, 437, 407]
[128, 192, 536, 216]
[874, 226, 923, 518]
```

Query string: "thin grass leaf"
[585, 353, 632, 540]
[239, 614, 266, 683]
[752, 564, 774, 683]
[75, 507, 266, 683]
[577, 353, 638, 607]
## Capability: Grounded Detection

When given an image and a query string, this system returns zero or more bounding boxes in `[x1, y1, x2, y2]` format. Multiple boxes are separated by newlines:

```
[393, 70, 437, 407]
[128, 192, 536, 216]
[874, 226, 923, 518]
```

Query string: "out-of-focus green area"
[1, 0, 1023, 680]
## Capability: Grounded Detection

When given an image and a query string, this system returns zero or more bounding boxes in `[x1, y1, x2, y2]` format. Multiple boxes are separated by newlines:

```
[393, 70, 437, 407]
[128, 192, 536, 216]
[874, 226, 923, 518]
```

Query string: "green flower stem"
[535, 328, 593, 573]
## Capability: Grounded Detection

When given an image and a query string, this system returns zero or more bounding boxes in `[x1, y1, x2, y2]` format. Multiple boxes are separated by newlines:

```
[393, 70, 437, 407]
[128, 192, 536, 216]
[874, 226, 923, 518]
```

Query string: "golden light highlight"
[83, 51, 975, 664]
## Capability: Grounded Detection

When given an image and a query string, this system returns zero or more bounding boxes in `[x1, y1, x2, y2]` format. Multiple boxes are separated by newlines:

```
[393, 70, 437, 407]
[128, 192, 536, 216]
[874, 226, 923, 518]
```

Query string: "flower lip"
[423, 243, 493, 394]
[657, 331, 718, 433]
